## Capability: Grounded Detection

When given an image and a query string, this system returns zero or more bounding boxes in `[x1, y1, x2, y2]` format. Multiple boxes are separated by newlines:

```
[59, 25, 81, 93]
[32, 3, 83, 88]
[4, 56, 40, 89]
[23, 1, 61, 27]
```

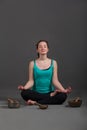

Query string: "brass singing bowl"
[68, 97, 82, 107]
[35, 102, 48, 109]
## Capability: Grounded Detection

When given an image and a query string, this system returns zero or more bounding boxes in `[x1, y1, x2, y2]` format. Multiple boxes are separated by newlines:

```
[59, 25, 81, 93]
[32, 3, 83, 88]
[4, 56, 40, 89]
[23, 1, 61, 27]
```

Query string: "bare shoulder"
[53, 59, 58, 66]
[29, 60, 34, 68]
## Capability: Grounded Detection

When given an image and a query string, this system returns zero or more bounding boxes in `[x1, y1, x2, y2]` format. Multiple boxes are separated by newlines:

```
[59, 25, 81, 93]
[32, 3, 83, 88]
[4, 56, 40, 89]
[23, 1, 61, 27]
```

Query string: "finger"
[68, 86, 72, 90]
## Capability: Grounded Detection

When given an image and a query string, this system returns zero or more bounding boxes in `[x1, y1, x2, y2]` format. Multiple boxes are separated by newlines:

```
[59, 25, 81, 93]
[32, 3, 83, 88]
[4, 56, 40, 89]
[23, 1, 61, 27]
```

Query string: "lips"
[41, 49, 46, 52]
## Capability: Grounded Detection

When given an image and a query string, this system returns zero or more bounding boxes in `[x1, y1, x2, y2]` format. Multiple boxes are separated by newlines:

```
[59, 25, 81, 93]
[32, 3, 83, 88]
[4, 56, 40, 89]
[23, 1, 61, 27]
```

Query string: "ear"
[47, 48, 49, 52]
[36, 49, 39, 53]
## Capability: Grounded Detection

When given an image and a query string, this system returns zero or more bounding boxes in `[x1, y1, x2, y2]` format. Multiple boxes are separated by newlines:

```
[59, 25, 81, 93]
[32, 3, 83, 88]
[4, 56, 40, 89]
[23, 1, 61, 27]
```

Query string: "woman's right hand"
[18, 85, 24, 90]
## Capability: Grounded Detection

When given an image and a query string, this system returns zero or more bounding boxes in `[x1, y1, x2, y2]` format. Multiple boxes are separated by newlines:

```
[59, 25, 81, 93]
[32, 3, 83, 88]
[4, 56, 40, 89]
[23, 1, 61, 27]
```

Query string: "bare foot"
[50, 91, 58, 97]
[26, 100, 36, 105]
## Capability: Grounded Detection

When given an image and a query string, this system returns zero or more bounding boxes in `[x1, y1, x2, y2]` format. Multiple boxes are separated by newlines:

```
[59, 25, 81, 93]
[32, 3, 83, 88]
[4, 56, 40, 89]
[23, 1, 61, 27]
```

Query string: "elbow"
[30, 80, 34, 86]
[27, 80, 34, 86]
[52, 78, 60, 87]
[31, 80, 34, 86]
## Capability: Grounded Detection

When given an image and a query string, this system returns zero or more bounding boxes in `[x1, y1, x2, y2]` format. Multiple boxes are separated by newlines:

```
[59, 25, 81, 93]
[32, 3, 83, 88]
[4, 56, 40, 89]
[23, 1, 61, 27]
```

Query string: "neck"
[38, 55, 48, 61]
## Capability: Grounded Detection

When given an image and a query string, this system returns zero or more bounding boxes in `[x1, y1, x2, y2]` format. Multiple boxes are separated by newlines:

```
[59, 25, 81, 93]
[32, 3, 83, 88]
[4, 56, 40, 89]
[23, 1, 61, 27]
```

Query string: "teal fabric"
[32, 60, 55, 93]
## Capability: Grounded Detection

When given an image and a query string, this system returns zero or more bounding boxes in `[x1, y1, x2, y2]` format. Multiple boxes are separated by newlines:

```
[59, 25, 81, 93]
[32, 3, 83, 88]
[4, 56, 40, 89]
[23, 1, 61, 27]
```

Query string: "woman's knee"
[21, 90, 30, 100]
[21, 90, 27, 99]
[21, 89, 35, 101]
[62, 93, 67, 101]
[56, 93, 67, 104]
[21, 90, 25, 98]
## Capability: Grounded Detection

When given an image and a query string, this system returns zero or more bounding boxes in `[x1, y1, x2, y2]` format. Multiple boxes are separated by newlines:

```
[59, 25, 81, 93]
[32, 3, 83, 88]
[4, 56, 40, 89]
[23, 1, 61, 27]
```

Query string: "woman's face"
[37, 41, 49, 55]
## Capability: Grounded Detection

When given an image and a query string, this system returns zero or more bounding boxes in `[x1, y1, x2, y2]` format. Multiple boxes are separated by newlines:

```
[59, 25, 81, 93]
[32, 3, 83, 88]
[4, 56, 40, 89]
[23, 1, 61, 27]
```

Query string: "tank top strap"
[33, 60, 35, 64]
[51, 59, 54, 68]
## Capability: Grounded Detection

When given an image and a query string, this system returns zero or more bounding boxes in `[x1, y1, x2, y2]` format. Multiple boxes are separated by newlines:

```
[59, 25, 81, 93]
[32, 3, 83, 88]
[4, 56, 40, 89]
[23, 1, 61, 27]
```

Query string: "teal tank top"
[32, 60, 54, 93]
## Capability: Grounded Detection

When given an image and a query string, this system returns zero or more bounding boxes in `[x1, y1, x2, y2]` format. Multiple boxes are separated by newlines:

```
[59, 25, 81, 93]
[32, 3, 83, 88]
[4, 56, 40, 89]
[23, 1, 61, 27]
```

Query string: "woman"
[18, 40, 72, 105]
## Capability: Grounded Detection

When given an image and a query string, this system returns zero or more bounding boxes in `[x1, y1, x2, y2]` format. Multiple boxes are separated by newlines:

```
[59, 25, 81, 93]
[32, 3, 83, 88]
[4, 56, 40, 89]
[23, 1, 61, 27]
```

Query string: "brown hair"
[36, 40, 49, 57]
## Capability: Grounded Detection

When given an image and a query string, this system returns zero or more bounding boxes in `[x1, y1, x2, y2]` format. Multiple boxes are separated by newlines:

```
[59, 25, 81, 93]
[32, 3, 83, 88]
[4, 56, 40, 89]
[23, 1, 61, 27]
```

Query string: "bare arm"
[18, 61, 34, 90]
[52, 60, 65, 91]
[52, 60, 72, 93]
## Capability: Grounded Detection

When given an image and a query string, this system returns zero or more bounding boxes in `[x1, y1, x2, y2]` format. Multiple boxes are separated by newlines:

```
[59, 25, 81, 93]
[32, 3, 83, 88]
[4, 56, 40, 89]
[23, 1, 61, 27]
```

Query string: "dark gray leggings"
[21, 89, 67, 105]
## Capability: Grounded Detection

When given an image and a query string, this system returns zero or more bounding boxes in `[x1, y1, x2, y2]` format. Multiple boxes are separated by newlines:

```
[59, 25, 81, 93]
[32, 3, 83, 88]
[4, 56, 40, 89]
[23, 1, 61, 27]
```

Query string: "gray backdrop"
[0, 0, 86, 98]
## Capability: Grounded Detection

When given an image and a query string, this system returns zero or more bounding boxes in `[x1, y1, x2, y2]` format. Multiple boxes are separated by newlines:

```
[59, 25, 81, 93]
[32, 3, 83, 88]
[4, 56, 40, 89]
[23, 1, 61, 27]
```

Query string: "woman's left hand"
[56, 86, 72, 94]
[64, 86, 72, 93]
[50, 87, 72, 97]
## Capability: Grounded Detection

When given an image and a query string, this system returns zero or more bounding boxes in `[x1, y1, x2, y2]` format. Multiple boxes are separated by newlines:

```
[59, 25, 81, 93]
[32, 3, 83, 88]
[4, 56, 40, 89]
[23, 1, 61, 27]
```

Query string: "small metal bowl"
[68, 97, 82, 107]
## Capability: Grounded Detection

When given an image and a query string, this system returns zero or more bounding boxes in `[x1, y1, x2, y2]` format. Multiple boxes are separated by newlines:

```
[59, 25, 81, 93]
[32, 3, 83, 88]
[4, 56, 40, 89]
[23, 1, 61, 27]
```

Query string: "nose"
[40, 46, 45, 49]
